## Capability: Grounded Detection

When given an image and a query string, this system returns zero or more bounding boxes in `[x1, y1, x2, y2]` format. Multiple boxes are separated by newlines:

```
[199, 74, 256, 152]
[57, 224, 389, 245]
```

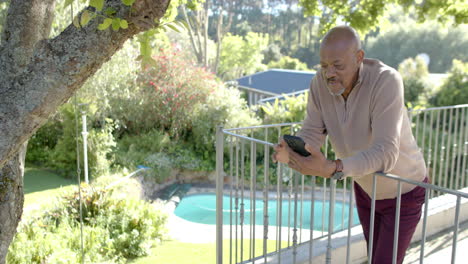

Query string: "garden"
[1, 0, 467, 263]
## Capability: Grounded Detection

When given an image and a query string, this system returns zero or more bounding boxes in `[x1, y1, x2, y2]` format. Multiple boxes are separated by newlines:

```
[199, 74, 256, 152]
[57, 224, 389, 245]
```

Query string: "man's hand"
[272, 139, 289, 164]
[287, 144, 336, 178]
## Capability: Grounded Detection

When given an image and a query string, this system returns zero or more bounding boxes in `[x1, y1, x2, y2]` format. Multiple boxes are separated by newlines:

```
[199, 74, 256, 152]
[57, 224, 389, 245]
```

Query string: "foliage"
[299, 0, 468, 35]
[187, 84, 260, 171]
[108, 45, 259, 171]
[114, 129, 170, 167]
[260, 92, 308, 125]
[267, 56, 310, 71]
[27, 103, 116, 179]
[398, 56, 431, 106]
[233, 20, 253, 37]
[43, 0, 203, 69]
[430, 60, 468, 107]
[26, 118, 63, 165]
[132, 46, 217, 138]
[7, 185, 167, 264]
[365, 22, 468, 73]
[218, 32, 268, 80]
[262, 43, 282, 65]
[291, 46, 320, 69]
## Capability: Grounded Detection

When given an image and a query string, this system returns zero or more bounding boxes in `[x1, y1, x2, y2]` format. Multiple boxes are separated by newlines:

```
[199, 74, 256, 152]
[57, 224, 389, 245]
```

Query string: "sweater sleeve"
[296, 76, 327, 149]
[341, 69, 404, 177]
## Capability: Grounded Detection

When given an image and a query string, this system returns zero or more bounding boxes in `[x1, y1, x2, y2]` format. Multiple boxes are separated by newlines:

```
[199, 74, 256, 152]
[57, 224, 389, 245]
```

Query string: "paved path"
[404, 220, 468, 264]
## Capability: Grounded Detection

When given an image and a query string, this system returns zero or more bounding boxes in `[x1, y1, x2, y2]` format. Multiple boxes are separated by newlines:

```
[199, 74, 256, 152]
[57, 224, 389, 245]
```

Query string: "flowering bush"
[124, 46, 219, 138]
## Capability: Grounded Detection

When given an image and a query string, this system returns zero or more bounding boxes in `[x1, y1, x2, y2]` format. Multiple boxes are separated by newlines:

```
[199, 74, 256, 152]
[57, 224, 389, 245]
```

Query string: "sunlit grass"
[23, 167, 76, 208]
[129, 239, 290, 264]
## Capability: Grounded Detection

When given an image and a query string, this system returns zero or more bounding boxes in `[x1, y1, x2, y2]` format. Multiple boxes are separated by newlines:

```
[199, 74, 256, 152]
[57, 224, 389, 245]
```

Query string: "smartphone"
[283, 135, 311, 157]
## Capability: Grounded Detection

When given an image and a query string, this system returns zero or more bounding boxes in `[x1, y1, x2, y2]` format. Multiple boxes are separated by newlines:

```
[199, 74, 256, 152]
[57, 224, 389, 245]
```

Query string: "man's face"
[319, 43, 361, 96]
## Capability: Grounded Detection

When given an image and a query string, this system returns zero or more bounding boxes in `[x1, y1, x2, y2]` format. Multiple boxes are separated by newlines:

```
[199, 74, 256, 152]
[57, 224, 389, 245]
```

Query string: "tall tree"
[0, 0, 173, 262]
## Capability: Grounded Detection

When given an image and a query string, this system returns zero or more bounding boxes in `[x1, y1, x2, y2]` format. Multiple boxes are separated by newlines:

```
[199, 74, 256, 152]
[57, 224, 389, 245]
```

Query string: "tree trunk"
[181, 5, 203, 64]
[0, 0, 171, 261]
[0, 143, 26, 264]
[203, 0, 209, 67]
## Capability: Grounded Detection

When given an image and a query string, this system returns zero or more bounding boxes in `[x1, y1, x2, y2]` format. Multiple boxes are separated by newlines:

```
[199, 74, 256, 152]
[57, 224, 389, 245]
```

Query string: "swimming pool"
[174, 194, 360, 231]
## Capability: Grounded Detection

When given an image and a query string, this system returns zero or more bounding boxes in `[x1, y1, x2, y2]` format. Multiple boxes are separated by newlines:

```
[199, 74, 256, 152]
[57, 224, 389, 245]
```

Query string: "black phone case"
[283, 135, 311, 157]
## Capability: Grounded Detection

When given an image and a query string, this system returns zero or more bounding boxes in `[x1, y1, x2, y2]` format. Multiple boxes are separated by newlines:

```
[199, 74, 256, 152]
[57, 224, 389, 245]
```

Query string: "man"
[272, 25, 427, 264]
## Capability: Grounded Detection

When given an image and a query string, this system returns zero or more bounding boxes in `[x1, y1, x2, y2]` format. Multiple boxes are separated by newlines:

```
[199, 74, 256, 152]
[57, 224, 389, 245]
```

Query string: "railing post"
[326, 179, 336, 264]
[216, 126, 224, 264]
[369, 174, 377, 263]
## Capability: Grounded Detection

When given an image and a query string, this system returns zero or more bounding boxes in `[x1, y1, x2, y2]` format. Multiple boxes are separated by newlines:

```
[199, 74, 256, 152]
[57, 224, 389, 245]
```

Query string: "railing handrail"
[410, 103, 468, 112]
[224, 122, 302, 132]
[375, 172, 468, 198]
[223, 103, 468, 133]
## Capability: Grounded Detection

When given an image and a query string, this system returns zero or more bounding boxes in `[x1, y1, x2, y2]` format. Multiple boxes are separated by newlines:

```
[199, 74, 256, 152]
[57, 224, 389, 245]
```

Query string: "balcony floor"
[404, 220, 468, 264]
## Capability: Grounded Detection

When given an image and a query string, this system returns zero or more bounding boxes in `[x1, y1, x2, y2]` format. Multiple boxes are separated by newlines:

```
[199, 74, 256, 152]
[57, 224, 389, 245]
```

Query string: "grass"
[23, 166, 76, 208]
[129, 239, 289, 264]
[24, 167, 74, 194]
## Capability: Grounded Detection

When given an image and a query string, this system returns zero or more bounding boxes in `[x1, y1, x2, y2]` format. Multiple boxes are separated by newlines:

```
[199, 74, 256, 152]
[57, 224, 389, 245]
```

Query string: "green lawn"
[23, 167, 76, 208]
[24, 167, 74, 194]
[129, 239, 289, 264]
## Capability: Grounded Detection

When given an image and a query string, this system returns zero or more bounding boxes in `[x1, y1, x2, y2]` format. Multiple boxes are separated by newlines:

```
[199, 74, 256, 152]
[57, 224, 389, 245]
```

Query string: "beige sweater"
[297, 58, 426, 199]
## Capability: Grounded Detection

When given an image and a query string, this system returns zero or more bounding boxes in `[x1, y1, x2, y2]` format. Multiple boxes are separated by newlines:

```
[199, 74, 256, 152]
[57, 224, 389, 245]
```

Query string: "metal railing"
[215, 104, 468, 264]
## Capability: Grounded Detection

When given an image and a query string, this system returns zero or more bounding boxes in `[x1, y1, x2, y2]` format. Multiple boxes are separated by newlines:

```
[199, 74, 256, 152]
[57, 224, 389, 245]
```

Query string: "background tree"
[398, 56, 431, 106]
[365, 21, 468, 73]
[430, 60, 468, 107]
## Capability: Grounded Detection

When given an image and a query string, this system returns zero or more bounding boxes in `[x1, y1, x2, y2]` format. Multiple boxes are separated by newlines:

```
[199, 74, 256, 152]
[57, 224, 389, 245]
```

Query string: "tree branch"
[0, 0, 171, 168]
[0, 0, 56, 70]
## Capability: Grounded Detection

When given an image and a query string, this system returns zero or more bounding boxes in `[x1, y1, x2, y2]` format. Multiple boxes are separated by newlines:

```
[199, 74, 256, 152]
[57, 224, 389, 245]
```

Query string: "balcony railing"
[215, 104, 468, 264]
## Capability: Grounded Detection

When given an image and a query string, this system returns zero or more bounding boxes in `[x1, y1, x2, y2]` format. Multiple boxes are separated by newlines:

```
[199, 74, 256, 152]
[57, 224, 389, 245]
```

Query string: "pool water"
[175, 194, 360, 231]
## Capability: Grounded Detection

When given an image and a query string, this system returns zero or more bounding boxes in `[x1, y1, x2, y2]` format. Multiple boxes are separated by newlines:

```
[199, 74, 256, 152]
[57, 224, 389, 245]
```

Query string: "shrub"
[110, 46, 217, 139]
[110, 47, 259, 172]
[7, 185, 167, 263]
[430, 60, 468, 107]
[262, 43, 282, 65]
[27, 103, 116, 179]
[26, 115, 62, 165]
[267, 56, 310, 71]
[218, 32, 268, 80]
[114, 129, 170, 168]
[397, 56, 431, 106]
[260, 92, 308, 125]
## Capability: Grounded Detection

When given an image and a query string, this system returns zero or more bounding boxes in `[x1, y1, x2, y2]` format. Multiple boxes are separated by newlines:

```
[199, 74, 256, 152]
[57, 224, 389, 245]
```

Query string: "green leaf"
[176, 20, 189, 31]
[112, 18, 121, 31]
[80, 10, 92, 26]
[104, 7, 117, 16]
[120, 19, 128, 29]
[64, 0, 74, 8]
[121, 0, 136, 6]
[90, 0, 104, 11]
[166, 23, 181, 33]
[97, 18, 113, 30]
[73, 15, 81, 28]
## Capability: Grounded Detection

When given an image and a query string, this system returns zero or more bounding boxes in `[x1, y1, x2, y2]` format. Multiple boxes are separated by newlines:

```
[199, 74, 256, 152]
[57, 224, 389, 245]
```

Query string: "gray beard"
[327, 85, 345, 96]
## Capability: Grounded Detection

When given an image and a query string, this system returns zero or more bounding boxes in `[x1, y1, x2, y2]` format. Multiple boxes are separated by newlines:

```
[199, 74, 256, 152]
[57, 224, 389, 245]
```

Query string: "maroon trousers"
[354, 178, 427, 264]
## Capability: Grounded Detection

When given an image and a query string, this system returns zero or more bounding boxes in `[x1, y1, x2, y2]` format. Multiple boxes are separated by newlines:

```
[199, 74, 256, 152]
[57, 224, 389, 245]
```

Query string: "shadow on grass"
[23, 167, 75, 194]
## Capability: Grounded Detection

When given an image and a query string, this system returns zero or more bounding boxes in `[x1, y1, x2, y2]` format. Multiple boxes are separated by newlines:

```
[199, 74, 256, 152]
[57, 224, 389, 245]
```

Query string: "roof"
[235, 69, 316, 95]
[258, 89, 309, 104]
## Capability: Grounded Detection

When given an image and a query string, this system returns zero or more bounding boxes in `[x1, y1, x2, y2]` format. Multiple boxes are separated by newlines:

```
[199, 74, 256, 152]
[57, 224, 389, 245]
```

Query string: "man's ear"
[357, 49, 365, 64]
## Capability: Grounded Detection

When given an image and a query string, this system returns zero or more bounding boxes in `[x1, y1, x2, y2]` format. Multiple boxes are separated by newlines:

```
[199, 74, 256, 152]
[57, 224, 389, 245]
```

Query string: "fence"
[215, 104, 468, 264]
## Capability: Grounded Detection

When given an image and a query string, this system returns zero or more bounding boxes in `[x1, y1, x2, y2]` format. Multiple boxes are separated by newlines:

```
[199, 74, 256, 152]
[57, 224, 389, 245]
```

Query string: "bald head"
[321, 26, 361, 51]
[319, 25, 364, 98]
